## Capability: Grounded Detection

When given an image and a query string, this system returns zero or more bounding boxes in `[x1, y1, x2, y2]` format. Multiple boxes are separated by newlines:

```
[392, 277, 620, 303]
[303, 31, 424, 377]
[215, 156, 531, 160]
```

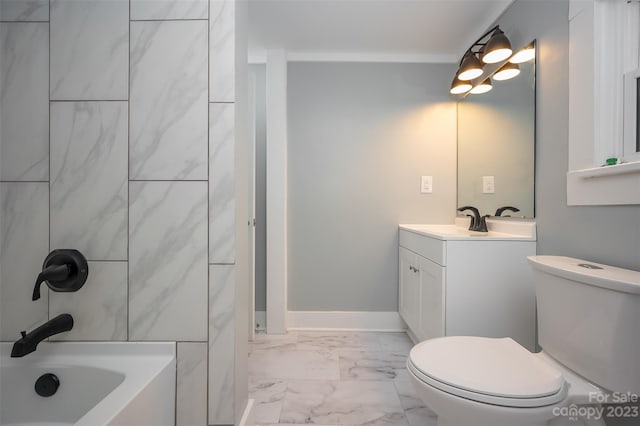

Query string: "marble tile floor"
[249, 331, 438, 426]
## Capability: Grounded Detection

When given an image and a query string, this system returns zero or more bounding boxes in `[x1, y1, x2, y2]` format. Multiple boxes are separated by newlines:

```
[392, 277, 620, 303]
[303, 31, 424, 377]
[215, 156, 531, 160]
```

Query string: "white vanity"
[398, 218, 536, 351]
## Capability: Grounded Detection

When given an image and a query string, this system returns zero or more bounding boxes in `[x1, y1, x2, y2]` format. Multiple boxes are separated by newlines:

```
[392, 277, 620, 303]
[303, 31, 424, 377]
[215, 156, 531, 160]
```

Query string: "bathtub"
[0, 342, 175, 426]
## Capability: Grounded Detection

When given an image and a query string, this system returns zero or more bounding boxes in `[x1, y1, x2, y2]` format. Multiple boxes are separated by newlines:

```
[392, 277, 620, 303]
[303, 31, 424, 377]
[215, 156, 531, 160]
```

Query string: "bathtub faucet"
[10, 314, 74, 358]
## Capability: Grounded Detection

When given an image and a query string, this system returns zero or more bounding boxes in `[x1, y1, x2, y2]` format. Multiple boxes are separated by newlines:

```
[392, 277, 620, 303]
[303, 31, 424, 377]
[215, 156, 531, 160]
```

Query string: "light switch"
[421, 176, 433, 193]
[483, 176, 495, 193]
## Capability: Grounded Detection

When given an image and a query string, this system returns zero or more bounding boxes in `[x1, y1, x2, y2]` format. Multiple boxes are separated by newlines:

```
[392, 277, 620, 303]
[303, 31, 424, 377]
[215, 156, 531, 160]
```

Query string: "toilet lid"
[409, 336, 566, 407]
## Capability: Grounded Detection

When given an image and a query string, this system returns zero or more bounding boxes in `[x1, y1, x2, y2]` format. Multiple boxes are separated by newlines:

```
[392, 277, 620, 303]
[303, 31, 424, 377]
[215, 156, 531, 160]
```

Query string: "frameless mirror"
[457, 41, 536, 218]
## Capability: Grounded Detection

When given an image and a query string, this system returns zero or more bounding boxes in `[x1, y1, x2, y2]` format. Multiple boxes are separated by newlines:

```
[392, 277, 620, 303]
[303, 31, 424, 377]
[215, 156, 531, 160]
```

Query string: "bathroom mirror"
[457, 41, 536, 218]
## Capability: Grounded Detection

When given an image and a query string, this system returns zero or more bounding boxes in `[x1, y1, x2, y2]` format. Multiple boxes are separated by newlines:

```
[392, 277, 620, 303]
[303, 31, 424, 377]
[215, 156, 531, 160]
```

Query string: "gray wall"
[495, 0, 640, 270]
[0, 1, 239, 424]
[287, 62, 457, 312]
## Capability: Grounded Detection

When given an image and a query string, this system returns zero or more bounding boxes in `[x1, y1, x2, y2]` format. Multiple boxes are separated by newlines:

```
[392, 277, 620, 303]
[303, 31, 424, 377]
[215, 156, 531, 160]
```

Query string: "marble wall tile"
[129, 181, 208, 341]
[130, 20, 208, 180]
[49, 261, 127, 341]
[209, 103, 235, 263]
[177, 342, 208, 426]
[209, 0, 235, 102]
[50, 102, 128, 261]
[50, 0, 128, 100]
[208, 264, 235, 424]
[0, 23, 49, 181]
[280, 380, 408, 425]
[131, 0, 208, 20]
[0, 0, 49, 21]
[0, 182, 49, 341]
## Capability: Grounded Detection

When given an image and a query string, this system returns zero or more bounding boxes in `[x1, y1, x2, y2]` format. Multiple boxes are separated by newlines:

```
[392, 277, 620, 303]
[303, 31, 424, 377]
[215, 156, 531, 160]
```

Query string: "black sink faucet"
[495, 206, 520, 217]
[457, 206, 488, 232]
[10, 314, 74, 358]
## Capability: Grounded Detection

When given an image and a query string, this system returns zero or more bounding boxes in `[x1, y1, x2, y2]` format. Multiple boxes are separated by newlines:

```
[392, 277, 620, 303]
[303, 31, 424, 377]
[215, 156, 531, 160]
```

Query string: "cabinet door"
[399, 247, 420, 332]
[417, 255, 445, 341]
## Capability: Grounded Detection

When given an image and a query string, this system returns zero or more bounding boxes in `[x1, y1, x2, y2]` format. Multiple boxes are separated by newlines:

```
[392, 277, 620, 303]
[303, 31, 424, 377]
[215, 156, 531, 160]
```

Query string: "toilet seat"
[408, 336, 569, 408]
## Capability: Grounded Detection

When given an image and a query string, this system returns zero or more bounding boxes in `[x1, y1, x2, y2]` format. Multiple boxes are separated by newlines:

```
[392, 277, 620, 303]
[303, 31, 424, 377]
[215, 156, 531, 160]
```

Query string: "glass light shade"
[450, 78, 472, 94]
[458, 53, 484, 81]
[493, 62, 520, 81]
[509, 44, 535, 63]
[470, 79, 493, 94]
[481, 30, 512, 64]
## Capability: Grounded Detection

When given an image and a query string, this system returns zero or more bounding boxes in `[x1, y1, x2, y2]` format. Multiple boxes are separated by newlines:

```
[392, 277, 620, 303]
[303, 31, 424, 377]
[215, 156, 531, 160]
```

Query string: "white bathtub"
[0, 342, 175, 426]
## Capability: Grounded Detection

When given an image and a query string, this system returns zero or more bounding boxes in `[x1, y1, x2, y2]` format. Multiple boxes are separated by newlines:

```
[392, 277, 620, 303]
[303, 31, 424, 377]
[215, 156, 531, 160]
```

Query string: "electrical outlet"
[421, 176, 433, 193]
[483, 176, 495, 193]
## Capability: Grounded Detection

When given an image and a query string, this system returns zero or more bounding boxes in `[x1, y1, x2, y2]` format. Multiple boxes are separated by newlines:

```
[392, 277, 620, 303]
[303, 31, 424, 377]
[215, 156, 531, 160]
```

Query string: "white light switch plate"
[421, 176, 433, 193]
[483, 176, 495, 193]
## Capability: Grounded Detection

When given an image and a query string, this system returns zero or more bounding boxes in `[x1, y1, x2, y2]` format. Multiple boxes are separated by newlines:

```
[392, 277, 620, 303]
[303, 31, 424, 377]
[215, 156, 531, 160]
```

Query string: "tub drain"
[35, 373, 59, 397]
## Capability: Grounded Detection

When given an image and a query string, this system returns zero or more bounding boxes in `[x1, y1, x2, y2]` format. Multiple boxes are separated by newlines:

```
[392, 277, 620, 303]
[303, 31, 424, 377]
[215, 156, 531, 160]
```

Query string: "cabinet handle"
[409, 265, 418, 273]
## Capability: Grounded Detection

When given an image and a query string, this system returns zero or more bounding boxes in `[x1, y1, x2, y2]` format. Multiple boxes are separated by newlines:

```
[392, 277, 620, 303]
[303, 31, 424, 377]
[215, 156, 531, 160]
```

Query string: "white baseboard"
[237, 398, 255, 426]
[287, 311, 407, 332]
[254, 311, 266, 331]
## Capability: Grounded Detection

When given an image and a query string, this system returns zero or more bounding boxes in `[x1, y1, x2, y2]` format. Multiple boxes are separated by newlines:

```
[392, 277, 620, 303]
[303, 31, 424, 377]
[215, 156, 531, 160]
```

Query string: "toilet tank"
[528, 256, 640, 394]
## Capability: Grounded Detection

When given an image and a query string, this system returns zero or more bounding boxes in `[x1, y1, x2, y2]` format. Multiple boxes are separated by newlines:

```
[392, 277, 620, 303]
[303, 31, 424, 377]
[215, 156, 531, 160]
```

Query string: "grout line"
[47, 0, 51, 321]
[127, 179, 208, 182]
[206, 1, 211, 423]
[130, 18, 208, 22]
[48, 99, 128, 102]
[0, 180, 49, 183]
[127, 0, 131, 346]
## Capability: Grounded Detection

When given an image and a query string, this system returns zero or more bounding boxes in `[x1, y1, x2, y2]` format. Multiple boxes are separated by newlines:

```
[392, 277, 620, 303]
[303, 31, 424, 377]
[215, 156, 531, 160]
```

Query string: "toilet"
[407, 255, 640, 426]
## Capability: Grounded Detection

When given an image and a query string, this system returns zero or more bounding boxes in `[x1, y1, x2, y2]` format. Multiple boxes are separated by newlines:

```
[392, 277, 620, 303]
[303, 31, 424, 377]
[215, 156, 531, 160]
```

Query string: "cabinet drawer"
[399, 230, 445, 266]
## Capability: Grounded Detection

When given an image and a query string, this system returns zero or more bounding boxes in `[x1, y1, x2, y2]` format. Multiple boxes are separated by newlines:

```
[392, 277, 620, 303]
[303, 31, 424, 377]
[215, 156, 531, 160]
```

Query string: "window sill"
[567, 161, 640, 205]
[569, 161, 640, 179]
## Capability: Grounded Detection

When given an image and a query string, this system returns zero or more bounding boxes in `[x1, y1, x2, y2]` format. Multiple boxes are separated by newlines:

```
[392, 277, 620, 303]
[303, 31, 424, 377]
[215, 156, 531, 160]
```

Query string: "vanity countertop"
[399, 218, 536, 241]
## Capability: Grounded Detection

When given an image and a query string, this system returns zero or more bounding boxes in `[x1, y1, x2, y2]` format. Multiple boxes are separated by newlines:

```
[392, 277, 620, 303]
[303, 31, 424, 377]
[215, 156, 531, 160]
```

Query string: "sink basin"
[399, 218, 536, 241]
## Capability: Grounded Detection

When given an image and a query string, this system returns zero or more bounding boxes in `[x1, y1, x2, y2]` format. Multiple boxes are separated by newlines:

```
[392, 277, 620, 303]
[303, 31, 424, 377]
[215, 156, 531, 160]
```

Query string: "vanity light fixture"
[509, 42, 536, 64]
[458, 52, 484, 81]
[450, 76, 473, 95]
[470, 78, 493, 94]
[481, 28, 513, 63]
[493, 62, 520, 81]
[451, 25, 513, 95]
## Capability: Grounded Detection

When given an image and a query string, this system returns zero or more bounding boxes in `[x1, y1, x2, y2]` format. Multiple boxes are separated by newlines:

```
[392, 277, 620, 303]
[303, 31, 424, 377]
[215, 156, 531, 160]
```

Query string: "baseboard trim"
[237, 398, 255, 426]
[287, 311, 406, 332]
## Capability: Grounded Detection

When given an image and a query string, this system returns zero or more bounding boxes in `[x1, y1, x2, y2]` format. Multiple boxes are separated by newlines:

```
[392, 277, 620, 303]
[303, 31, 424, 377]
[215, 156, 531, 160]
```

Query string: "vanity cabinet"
[399, 225, 536, 351]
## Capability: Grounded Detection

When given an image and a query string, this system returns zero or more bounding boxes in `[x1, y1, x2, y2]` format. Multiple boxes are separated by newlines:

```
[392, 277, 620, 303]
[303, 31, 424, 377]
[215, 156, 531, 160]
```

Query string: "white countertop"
[399, 217, 536, 241]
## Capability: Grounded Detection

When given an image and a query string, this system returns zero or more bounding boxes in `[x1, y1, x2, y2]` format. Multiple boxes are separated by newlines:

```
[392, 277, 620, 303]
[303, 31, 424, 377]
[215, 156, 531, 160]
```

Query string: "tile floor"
[248, 331, 438, 426]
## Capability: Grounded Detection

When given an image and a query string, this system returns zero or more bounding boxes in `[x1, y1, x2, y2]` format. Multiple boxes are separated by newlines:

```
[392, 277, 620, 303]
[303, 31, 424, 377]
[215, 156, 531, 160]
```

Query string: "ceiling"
[248, 0, 514, 63]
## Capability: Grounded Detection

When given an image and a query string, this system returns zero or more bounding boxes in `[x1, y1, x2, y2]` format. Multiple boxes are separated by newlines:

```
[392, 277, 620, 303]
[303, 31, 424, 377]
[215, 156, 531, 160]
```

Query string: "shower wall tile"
[50, 0, 128, 100]
[209, 0, 235, 102]
[50, 261, 127, 341]
[209, 103, 236, 264]
[50, 102, 128, 261]
[208, 264, 235, 424]
[131, 0, 208, 20]
[0, 23, 49, 181]
[129, 181, 208, 341]
[130, 20, 208, 180]
[0, 0, 48, 21]
[177, 342, 208, 426]
[0, 182, 49, 341]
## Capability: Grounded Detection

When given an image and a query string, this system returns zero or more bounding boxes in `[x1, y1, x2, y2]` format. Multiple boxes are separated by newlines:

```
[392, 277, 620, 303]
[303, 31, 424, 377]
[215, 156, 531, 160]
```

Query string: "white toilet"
[407, 255, 640, 426]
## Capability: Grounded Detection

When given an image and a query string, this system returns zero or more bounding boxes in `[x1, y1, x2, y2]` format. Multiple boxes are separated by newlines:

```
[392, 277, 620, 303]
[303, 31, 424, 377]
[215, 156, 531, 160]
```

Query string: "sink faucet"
[10, 314, 74, 358]
[457, 206, 488, 232]
[495, 206, 520, 217]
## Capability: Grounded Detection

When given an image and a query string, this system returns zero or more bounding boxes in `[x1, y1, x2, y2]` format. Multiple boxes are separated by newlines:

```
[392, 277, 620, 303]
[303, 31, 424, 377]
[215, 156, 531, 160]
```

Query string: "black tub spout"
[11, 314, 74, 358]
